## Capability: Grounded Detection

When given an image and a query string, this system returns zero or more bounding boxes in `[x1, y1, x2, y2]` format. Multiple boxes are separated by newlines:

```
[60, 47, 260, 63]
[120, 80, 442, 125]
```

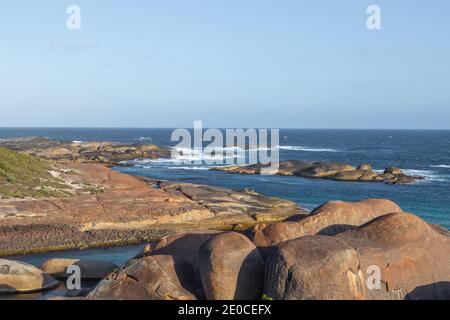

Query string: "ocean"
[1, 128, 449, 230]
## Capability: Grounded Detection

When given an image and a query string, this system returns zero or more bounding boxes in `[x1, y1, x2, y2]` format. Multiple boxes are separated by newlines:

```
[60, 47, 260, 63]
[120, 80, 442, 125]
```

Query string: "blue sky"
[0, 0, 449, 128]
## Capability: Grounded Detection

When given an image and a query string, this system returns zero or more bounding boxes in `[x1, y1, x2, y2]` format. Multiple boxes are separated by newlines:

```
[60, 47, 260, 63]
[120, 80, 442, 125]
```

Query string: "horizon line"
[0, 126, 450, 131]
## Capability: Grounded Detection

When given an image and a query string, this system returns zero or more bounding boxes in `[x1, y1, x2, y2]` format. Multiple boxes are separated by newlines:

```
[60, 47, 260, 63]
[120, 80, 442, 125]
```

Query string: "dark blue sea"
[1, 128, 450, 280]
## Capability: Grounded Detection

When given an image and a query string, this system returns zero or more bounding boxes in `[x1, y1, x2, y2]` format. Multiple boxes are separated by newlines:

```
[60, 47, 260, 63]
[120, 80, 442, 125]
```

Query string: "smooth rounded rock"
[199, 232, 264, 300]
[249, 199, 403, 253]
[0, 259, 59, 294]
[41, 258, 118, 279]
[144, 231, 222, 271]
[88, 255, 197, 300]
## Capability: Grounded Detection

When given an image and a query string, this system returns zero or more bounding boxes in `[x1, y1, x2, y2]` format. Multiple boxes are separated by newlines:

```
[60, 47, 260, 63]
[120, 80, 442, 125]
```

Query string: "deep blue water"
[1, 128, 449, 230]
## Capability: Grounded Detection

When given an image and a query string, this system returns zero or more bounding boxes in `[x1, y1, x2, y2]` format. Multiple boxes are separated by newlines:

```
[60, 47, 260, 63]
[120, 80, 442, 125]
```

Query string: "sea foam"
[278, 146, 339, 152]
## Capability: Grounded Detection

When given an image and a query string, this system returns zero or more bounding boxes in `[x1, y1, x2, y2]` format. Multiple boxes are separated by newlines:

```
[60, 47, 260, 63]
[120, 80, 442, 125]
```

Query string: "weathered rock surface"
[213, 160, 423, 184]
[199, 232, 264, 300]
[88, 255, 197, 300]
[0, 164, 304, 256]
[139, 231, 222, 270]
[264, 212, 450, 300]
[0, 259, 59, 294]
[135, 231, 224, 298]
[0, 136, 171, 166]
[157, 180, 305, 223]
[41, 258, 118, 279]
[247, 199, 403, 253]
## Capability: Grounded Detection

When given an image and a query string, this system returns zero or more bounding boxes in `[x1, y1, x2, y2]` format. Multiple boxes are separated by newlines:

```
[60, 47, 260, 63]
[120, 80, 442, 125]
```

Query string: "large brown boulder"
[0, 259, 59, 294]
[264, 212, 450, 300]
[41, 259, 118, 280]
[249, 199, 403, 251]
[88, 255, 197, 300]
[199, 232, 264, 300]
[265, 236, 363, 300]
[143, 231, 222, 271]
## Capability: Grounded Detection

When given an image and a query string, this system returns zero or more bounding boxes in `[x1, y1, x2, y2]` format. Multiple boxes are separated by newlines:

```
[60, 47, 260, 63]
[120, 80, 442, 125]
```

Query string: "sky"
[0, 0, 449, 129]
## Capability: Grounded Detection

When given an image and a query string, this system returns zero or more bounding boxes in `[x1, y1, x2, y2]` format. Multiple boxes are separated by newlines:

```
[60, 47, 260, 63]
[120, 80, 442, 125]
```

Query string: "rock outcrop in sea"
[212, 160, 423, 184]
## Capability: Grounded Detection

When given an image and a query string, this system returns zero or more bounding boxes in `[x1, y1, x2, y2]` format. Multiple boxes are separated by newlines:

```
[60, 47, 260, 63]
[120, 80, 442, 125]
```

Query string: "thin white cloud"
[47, 41, 97, 51]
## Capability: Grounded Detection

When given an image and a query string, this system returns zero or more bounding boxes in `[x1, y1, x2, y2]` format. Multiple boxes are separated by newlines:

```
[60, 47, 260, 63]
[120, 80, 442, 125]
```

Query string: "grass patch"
[0, 147, 70, 198]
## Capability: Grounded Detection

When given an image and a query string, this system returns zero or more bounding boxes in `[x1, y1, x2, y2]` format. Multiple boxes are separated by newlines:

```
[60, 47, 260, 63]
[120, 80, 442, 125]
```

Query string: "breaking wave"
[278, 146, 339, 152]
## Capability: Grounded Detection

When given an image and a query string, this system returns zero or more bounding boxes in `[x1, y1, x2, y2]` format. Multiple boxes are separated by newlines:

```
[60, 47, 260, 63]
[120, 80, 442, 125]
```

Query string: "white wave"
[204, 146, 243, 152]
[278, 146, 339, 152]
[146, 158, 175, 164]
[72, 140, 84, 144]
[138, 136, 152, 141]
[167, 166, 210, 171]
[173, 147, 243, 162]
[402, 169, 447, 182]
[430, 165, 450, 169]
[118, 158, 175, 168]
[373, 168, 447, 182]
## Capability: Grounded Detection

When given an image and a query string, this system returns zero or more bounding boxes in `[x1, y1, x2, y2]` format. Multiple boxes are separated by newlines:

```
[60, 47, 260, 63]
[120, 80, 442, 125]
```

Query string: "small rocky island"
[212, 160, 423, 184]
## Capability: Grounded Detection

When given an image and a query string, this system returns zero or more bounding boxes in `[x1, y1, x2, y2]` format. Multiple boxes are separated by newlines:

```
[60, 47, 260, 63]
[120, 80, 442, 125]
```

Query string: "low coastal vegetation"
[0, 147, 71, 199]
[0, 147, 106, 199]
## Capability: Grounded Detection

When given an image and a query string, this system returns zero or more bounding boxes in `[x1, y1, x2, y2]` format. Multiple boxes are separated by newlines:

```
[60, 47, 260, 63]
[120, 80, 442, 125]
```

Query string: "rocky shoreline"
[1, 136, 448, 300]
[212, 160, 423, 184]
[0, 136, 171, 166]
[1, 199, 449, 299]
[0, 160, 305, 256]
